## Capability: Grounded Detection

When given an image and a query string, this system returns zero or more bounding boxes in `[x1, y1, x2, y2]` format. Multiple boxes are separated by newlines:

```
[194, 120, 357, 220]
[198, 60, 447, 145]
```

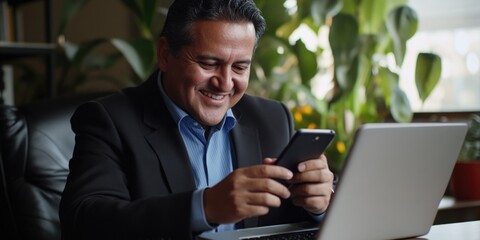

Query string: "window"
[405, 0, 480, 112]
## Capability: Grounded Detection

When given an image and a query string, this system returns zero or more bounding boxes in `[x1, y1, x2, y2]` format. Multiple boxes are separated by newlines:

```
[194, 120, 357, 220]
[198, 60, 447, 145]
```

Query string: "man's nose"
[214, 67, 234, 90]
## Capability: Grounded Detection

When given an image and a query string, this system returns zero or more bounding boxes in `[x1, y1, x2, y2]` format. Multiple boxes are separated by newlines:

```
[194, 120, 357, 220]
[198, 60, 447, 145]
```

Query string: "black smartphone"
[275, 129, 335, 172]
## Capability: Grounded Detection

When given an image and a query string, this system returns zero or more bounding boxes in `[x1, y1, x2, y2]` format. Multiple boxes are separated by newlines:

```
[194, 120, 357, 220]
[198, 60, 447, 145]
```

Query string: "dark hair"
[160, 0, 266, 54]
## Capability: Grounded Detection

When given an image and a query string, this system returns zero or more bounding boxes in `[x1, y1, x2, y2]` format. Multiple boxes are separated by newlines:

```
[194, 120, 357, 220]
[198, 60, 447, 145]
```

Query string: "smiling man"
[59, 0, 334, 239]
[159, 20, 253, 128]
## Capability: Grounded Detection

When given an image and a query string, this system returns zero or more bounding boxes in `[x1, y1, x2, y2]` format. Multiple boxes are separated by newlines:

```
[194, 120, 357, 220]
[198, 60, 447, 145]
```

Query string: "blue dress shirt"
[157, 75, 236, 232]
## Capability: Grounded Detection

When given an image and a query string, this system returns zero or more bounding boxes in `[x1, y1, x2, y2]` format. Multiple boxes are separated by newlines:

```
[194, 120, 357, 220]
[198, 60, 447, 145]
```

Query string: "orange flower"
[336, 141, 346, 154]
[300, 105, 313, 115]
[294, 111, 303, 122]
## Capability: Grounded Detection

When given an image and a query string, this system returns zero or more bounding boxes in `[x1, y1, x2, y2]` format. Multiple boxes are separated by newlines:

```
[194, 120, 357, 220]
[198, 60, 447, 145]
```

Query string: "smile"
[200, 90, 228, 100]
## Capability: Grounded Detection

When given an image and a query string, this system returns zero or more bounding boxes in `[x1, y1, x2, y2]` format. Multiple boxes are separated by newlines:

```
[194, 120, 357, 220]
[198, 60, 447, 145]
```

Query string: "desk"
[412, 221, 480, 240]
[434, 196, 480, 224]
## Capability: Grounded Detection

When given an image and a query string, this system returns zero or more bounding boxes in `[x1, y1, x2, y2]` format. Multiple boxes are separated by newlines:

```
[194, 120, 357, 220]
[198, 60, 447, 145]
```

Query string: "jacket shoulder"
[234, 94, 292, 123]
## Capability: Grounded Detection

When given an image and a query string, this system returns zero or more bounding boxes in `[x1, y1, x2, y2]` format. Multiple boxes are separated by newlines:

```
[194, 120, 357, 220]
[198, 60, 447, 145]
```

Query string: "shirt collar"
[157, 73, 236, 132]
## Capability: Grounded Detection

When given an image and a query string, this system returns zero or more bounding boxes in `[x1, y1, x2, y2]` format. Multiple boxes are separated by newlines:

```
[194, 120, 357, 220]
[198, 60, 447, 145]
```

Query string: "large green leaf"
[329, 14, 359, 55]
[391, 87, 412, 122]
[329, 14, 359, 91]
[359, 0, 408, 34]
[340, 0, 358, 15]
[83, 52, 123, 70]
[255, 0, 291, 37]
[62, 41, 79, 61]
[386, 6, 418, 66]
[111, 38, 156, 80]
[359, 0, 386, 34]
[276, 18, 302, 40]
[293, 40, 318, 86]
[378, 67, 399, 107]
[338, 55, 359, 93]
[390, 6, 418, 41]
[120, 0, 157, 38]
[347, 57, 367, 116]
[119, 0, 141, 21]
[295, 0, 313, 19]
[385, 0, 409, 14]
[310, 0, 342, 25]
[415, 53, 442, 102]
[63, 39, 108, 65]
[141, 0, 157, 26]
[58, 0, 90, 34]
[59, 39, 124, 93]
[254, 36, 287, 77]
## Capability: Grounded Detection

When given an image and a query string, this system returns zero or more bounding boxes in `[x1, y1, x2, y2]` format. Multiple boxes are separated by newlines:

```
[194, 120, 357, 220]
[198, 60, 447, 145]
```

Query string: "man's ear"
[157, 37, 170, 71]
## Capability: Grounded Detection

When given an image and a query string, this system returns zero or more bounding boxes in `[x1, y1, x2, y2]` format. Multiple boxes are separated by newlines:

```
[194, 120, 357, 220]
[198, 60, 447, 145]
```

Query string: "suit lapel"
[140, 74, 196, 193]
[145, 128, 196, 193]
[231, 124, 262, 168]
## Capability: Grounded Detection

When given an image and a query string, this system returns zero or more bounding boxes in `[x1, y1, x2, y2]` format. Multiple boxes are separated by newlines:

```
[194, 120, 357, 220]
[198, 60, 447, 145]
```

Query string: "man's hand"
[203, 164, 293, 224]
[284, 154, 334, 214]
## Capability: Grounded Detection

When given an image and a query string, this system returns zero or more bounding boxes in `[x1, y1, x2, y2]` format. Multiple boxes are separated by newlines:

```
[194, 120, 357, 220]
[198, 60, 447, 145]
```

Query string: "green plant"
[458, 114, 480, 162]
[56, 0, 165, 94]
[250, 0, 442, 172]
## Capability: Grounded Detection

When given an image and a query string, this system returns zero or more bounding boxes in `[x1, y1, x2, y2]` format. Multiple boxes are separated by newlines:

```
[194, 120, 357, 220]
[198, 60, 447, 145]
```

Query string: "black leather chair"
[0, 93, 107, 240]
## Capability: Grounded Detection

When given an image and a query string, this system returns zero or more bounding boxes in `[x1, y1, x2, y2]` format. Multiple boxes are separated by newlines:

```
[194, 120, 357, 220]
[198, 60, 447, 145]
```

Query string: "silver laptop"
[197, 122, 468, 240]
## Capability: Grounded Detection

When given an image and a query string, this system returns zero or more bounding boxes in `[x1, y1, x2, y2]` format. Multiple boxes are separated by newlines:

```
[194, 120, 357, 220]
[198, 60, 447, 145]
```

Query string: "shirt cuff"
[191, 188, 217, 232]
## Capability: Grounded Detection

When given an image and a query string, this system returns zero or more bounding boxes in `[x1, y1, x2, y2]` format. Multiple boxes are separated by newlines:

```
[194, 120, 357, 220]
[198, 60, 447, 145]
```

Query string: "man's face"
[159, 20, 256, 127]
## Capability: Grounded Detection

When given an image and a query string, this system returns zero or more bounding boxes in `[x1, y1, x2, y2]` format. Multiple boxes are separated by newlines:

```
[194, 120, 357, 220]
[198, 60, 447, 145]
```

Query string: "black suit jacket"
[59, 71, 312, 240]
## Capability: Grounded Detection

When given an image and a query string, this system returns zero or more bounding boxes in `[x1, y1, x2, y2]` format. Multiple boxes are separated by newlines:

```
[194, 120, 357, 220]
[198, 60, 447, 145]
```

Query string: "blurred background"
[1, 0, 479, 171]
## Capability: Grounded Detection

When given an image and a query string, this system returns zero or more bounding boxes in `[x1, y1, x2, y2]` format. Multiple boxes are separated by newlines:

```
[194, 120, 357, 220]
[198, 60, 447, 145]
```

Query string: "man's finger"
[297, 155, 328, 172]
[243, 164, 293, 180]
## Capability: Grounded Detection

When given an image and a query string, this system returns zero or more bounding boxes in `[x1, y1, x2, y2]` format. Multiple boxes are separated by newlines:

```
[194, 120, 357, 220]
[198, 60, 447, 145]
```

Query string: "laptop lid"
[317, 122, 467, 240]
[197, 122, 468, 240]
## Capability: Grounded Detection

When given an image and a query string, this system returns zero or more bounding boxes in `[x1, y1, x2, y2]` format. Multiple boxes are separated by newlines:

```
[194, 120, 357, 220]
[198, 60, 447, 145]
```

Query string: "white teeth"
[201, 91, 224, 100]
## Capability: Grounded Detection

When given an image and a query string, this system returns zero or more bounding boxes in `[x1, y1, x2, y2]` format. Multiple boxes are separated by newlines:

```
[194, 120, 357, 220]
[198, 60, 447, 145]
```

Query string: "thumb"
[263, 157, 277, 165]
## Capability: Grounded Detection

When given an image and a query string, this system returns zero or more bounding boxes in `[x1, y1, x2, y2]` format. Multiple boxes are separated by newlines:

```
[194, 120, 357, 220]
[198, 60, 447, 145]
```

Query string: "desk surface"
[414, 221, 480, 240]
[434, 197, 480, 224]
[438, 196, 480, 209]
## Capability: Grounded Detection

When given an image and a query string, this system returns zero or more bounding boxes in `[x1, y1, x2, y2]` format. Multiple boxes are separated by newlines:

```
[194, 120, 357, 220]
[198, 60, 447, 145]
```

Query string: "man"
[59, 0, 334, 239]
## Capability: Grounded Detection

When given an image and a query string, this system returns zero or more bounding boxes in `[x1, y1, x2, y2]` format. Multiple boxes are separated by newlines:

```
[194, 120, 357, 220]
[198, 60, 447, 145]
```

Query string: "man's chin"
[197, 112, 227, 126]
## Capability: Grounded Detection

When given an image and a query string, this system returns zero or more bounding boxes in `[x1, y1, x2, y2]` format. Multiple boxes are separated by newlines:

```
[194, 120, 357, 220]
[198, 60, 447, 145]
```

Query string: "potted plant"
[55, 0, 163, 94]
[450, 114, 480, 200]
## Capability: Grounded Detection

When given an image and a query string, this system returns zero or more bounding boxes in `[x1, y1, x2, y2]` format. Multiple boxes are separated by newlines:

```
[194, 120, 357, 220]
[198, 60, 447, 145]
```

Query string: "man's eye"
[233, 65, 249, 73]
[200, 62, 216, 68]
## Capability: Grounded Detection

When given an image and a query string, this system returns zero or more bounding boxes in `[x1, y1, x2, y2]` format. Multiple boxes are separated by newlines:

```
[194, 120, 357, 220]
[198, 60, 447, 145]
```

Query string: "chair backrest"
[0, 93, 106, 240]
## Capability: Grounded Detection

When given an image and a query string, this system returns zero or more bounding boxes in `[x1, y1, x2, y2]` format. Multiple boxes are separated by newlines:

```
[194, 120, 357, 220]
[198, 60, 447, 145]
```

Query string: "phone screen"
[275, 129, 335, 172]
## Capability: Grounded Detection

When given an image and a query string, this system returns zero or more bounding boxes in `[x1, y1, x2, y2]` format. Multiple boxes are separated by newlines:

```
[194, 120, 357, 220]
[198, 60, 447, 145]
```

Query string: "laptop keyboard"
[243, 229, 317, 240]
